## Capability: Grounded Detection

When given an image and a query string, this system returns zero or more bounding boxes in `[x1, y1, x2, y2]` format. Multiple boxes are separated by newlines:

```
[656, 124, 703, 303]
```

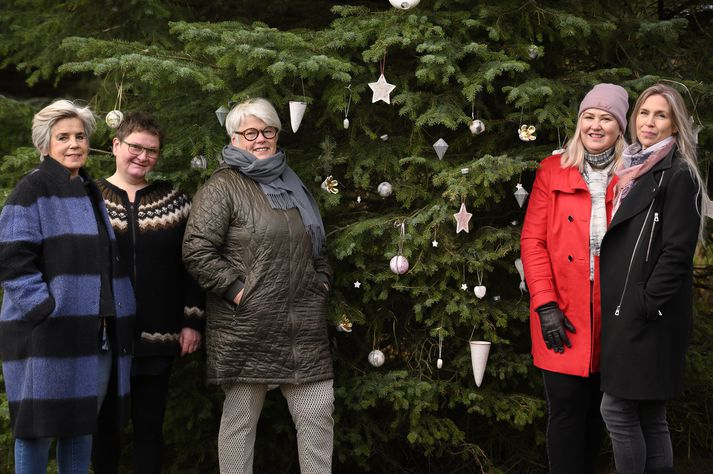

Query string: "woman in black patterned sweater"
[92, 112, 204, 473]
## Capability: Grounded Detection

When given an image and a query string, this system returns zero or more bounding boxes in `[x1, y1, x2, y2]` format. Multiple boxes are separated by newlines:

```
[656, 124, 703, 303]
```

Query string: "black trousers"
[93, 367, 172, 474]
[542, 370, 604, 474]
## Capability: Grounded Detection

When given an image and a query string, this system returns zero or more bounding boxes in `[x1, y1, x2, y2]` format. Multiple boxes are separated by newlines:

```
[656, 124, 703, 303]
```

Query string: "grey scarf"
[222, 145, 326, 256]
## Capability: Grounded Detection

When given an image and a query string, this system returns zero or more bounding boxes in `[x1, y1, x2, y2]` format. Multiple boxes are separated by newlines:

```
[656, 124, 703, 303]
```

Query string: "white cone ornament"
[289, 101, 307, 133]
[389, 255, 409, 275]
[514, 183, 529, 207]
[433, 138, 448, 160]
[469, 119, 485, 135]
[343, 118, 350, 129]
[514, 258, 527, 292]
[105, 110, 124, 129]
[377, 181, 393, 197]
[469, 341, 491, 387]
[437, 358, 443, 369]
[368, 349, 385, 367]
[473, 285, 486, 299]
[389, 0, 420, 10]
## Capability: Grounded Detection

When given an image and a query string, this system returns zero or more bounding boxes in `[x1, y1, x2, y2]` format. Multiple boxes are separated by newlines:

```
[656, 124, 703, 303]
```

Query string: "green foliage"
[1, 1, 712, 472]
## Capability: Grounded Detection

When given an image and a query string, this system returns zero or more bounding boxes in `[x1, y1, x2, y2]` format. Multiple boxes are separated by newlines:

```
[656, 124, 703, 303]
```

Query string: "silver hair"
[225, 98, 281, 137]
[31, 99, 96, 155]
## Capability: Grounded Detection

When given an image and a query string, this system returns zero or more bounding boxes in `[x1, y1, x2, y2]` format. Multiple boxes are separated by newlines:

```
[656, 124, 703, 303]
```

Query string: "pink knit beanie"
[578, 83, 629, 133]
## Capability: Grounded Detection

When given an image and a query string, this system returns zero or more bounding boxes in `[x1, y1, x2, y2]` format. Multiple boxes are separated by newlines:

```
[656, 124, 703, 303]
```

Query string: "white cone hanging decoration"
[289, 101, 307, 133]
[215, 106, 229, 127]
[389, 0, 420, 9]
[343, 118, 350, 129]
[514, 183, 529, 207]
[377, 181, 393, 197]
[368, 349, 385, 367]
[389, 255, 409, 275]
[190, 155, 207, 170]
[473, 286, 486, 299]
[433, 138, 448, 160]
[469, 119, 485, 135]
[469, 341, 491, 387]
[514, 258, 527, 292]
[105, 110, 124, 129]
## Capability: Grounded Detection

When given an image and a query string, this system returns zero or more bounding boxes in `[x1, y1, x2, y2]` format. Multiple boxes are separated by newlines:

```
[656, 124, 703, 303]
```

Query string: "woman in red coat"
[521, 83, 629, 473]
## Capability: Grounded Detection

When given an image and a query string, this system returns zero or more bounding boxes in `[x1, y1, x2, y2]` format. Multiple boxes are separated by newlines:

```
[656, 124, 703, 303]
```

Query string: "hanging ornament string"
[659, 79, 703, 128]
[343, 84, 353, 129]
[114, 74, 124, 112]
[396, 221, 405, 256]
[436, 326, 444, 369]
[380, 53, 386, 77]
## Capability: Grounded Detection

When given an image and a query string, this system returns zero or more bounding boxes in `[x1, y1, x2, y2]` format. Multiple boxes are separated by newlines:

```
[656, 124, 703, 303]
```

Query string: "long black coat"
[600, 146, 700, 400]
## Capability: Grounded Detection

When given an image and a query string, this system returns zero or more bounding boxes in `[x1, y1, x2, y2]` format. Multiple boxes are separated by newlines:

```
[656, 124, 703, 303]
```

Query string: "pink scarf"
[613, 136, 676, 213]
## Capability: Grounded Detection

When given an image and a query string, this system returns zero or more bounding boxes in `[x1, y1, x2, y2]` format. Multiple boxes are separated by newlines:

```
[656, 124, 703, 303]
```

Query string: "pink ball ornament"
[389, 255, 409, 275]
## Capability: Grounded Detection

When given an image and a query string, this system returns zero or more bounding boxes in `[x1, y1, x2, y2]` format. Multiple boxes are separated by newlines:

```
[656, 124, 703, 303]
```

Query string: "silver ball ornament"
[377, 181, 393, 197]
[105, 110, 124, 129]
[368, 349, 385, 367]
[190, 155, 207, 170]
[388, 0, 420, 9]
[469, 119, 485, 135]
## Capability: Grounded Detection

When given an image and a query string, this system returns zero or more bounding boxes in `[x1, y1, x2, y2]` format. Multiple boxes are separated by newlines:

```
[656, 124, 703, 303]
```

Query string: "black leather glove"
[536, 302, 576, 353]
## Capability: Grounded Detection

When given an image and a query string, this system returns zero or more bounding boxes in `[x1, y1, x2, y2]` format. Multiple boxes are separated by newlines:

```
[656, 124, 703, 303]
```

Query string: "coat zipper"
[614, 171, 664, 317]
[645, 212, 659, 262]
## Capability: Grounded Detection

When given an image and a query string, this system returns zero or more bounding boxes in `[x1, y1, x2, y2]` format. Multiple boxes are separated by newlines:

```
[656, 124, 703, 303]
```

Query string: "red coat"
[521, 155, 617, 377]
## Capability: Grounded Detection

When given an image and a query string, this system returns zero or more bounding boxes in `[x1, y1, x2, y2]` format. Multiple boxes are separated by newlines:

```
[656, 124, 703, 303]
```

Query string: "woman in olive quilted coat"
[182, 98, 333, 474]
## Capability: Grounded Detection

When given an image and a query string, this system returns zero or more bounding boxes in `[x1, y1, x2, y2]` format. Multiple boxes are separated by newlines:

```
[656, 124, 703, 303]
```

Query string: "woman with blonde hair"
[599, 83, 709, 474]
[521, 83, 629, 473]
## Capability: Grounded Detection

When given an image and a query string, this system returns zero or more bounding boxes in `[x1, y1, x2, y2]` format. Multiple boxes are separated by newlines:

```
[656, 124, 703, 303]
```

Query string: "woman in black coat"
[599, 84, 708, 474]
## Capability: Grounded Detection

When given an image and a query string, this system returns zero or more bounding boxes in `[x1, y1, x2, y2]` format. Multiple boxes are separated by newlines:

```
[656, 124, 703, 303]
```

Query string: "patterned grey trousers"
[218, 379, 334, 474]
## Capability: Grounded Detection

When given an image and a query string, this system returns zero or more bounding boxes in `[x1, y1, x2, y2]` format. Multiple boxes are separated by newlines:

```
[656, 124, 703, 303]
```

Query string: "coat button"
[568, 215, 574, 222]
[568, 255, 573, 262]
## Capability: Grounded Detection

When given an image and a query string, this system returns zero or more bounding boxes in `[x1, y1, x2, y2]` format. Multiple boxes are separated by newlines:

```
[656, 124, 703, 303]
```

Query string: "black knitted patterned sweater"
[97, 178, 204, 360]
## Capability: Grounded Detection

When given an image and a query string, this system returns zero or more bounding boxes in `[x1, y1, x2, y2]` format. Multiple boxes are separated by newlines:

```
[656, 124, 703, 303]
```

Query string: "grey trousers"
[218, 379, 334, 474]
[600, 393, 673, 474]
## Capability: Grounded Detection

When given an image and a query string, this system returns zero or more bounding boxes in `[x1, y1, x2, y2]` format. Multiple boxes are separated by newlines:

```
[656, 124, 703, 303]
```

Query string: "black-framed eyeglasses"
[233, 127, 278, 141]
[121, 140, 160, 159]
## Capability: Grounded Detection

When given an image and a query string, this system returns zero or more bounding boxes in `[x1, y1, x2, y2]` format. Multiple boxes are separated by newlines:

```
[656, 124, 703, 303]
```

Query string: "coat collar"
[40, 156, 92, 184]
[608, 146, 675, 229]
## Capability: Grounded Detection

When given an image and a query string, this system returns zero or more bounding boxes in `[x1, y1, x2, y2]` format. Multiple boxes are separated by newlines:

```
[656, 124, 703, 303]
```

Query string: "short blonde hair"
[225, 98, 281, 137]
[31, 99, 96, 156]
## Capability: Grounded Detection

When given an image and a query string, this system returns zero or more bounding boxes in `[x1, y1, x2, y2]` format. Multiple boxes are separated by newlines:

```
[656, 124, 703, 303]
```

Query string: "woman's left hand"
[179, 327, 202, 356]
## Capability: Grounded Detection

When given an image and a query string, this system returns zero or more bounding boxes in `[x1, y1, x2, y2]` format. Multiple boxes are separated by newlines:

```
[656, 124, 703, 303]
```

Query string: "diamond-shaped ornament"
[514, 183, 529, 208]
[215, 106, 229, 127]
[433, 138, 448, 160]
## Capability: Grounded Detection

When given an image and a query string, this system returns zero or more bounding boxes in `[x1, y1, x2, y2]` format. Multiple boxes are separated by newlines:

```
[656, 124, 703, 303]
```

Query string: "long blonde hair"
[630, 83, 709, 240]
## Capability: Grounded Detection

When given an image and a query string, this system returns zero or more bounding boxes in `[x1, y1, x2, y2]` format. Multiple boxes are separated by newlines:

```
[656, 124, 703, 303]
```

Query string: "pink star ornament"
[453, 203, 472, 234]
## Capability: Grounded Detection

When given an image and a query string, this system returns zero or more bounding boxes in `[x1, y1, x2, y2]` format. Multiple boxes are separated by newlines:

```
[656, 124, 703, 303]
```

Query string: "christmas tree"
[1, 1, 712, 472]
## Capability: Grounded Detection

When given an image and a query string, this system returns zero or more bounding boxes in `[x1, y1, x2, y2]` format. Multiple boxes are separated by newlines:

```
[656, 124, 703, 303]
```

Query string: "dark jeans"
[600, 393, 673, 474]
[542, 370, 604, 474]
[93, 367, 172, 474]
